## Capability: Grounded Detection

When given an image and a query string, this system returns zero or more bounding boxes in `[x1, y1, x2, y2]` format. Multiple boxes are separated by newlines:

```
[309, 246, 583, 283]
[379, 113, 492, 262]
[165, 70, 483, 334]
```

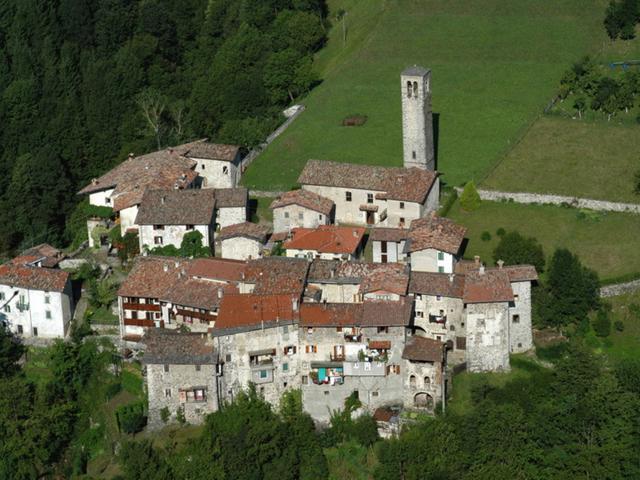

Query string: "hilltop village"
[0, 67, 537, 426]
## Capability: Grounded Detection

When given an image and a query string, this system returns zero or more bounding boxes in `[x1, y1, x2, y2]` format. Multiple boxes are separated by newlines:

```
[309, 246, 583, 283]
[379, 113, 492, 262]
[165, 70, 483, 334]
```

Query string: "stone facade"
[372, 239, 407, 264]
[507, 281, 533, 353]
[217, 206, 247, 229]
[139, 224, 213, 251]
[401, 66, 435, 171]
[410, 249, 455, 273]
[273, 204, 331, 234]
[220, 237, 263, 260]
[192, 154, 241, 189]
[465, 302, 511, 372]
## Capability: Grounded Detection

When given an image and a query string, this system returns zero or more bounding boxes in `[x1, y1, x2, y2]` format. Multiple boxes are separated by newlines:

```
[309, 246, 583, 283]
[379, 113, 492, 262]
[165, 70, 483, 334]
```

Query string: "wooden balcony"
[175, 308, 216, 323]
[123, 302, 161, 312]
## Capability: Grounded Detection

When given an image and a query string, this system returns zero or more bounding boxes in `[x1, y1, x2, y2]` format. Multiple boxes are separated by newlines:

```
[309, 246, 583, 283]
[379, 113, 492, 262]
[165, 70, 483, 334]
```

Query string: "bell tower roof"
[402, 65, 430, 77]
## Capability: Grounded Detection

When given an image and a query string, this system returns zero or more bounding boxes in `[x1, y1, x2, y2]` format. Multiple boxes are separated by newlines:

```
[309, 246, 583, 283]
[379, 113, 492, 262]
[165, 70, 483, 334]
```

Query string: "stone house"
[283, 226, 366, 261]
[18, 243, 66, 268]
[270, 189, 334, 235]
[142, 329, 219, 429]
[405, 213, 467, 273]
[0, 258, 73, 338]
[212, 294, 302, 407]
[78, 141, 202, 240]
[213, 188, 248, 229]
[401, 336, 445, 411]
[370, 228, 408, 264]
[298, 160, 439, 228]
[218, 222, 270, 261]
[182, 142, 242, 189]
[136, 189, 217, 252]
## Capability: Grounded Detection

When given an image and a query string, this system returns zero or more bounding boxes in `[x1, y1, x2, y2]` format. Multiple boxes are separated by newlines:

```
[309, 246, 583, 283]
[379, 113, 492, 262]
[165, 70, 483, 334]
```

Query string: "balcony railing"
[330, 353, 346, 362]
[344, 333, 362, 343]
[16, 302, 29, 312]
[428, 314, 447, 325]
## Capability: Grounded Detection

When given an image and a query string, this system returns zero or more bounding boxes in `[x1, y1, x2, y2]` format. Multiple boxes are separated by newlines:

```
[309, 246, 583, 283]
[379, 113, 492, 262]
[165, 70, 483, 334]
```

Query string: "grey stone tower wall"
[401, 67, 435, 171]
[465, 302, 510, 372]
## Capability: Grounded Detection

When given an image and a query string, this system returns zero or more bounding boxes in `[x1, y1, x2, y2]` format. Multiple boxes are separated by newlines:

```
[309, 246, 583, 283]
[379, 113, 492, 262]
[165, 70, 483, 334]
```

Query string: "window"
[318, 214, 323, 220]
[44, 295, 50, 304]
[336, 326, 343, 333]
[410, 375, 417, 387]
[130, 311, 138, 320]
[450, 325, 455, 331]
[165, 388, 171, 398]
[33, 327, 38, 337]
[195, 389, 205, 401]
[284, 211, 289, 218]
[201, 164, 205, 170]
[399, 202, 405, 209]
[411, 151, 416, 159]
[105, 197, 111, 204]
[416, 311, 424, 318]
[186, 224, 194, 231]
[17, 325, 23, 334]
[367, 193, 373, 204]
[514, 294, 519, 301]
[406, 81, 412, 97]
[225, 353, 232, 362]
[282, 363, 289, 372]
[302, 375, 308, 385]
[436, 335, 442, 341]
[424, 376, 430, 385]
[437, 251, 445, 261]
[45, 310, 51, 320]
[298, 212, 304, 220]
[195, 364, 201, 371]
[4, 305, 10, 313]
[436, 295, 442, 301]
[154, 225, 164, 230]
[399, 217, 405, 225]
[413, 81, 418, 96]
[438, 266, 445, 273]
[518, 342, 522, 348]
[154, 236, 163, 245]
[0, 292, 3, 301]
[307, 327, 313, 334]
[282, 325, 288, 334]
[372, 391, 379, 397]
[377, 326, 389, 334]
[512, 314, 520, 324]
[260, 370, 268, 379]
[324, 391, 330, 396]
[305, 345, 318, 353]
[164, 364, 169, 373]
[345, 191, 352, 202]
[222, 166, 229, 174]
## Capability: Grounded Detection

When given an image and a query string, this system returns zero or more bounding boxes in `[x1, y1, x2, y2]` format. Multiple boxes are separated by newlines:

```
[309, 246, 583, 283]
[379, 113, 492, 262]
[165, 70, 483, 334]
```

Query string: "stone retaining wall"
[455, 188, 640, 214]
[600, 279, 640, 298]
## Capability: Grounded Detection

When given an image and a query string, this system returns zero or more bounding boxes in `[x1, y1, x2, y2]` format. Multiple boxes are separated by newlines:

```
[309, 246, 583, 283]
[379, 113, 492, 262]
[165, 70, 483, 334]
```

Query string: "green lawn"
[482, 116, 640, 203]
[23, 347, 53, 387]
[242, 0, 607, 191]
[447, 199, 640, 282]
[249, 196, 274, 224]
[599, 291, 640, 361]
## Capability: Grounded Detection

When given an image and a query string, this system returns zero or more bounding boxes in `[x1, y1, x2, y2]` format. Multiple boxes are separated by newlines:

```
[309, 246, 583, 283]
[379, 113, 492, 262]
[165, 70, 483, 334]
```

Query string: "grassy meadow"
[242, 0, 607, 191]
[447, 199, 640, 282]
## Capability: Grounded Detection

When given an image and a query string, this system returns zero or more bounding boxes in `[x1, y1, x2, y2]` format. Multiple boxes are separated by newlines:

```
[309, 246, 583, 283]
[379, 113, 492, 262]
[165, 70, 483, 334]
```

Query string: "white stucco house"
[182, 142, 242, 189]
[270, 189, 334, 235]
[0, 258, 74, 338]
[213, 188, 248, 229]
[298, 160, 439, 228]
[218, 222, 270, 261]
[370, 228, 408, 264]
[405, 213, 467, 273]
[136, 189, 217, 252]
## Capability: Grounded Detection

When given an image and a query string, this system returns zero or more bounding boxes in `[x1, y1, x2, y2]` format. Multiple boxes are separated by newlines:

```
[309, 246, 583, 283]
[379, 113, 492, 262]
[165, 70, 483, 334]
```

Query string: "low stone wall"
[455, 188, 640, 214]
[600, 279, 640, 298]
[248, 190, 284, 198]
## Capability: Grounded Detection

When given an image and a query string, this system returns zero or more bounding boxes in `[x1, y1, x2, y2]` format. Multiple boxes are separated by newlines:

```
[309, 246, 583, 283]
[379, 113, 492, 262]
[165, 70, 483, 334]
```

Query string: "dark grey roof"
[142, 329, 217, 365]
[135, 189, 216, 225]
[215, 188, 248, 208]
[402, 65, 430, 77]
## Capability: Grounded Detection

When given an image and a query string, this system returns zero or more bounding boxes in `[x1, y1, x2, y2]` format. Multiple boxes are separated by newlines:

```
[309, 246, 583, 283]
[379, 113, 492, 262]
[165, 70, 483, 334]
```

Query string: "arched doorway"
[414, 392, 434, 410]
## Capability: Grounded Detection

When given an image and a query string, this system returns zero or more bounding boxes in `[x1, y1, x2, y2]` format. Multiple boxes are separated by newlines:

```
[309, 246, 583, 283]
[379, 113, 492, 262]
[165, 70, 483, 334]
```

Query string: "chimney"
[168, 148, 174, 154]
[218, 288, 223, 299]
[497, 259, 504, 270]
[474, 255, 480, 266]
[163, 264, 168, 272]
[91, 178, 98, 185]
[449, 273, 454, 283]
[174, 261, 180, 268]
[240, 271, 245, 281]
[330, 268, 335, 278]
[292, 297, 299, 312]
[353, 229, 358, 237]
[479, 264, 485, 275]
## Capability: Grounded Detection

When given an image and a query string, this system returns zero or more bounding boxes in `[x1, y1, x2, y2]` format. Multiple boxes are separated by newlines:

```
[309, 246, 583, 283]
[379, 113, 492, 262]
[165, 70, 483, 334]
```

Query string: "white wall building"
[183, 143, 242, 189]
[270, 189, 334, 234]
[218, 222, 270, 261]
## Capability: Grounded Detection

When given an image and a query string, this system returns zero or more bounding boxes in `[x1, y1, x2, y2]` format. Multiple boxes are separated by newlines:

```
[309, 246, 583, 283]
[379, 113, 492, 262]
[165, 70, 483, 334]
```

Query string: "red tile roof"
[284, 226, 365, 255]
[463, 270, 514, 304]
[409, 272, 465, 298]
[0, 263, 69, 292]
[298, 160, 438, 203]
[359, 264, 409, 296]
[18, 244, 65, 268]
[402, 336, 444, 362]
[135, 189, 216, 225]
[218, 222, 269, 242]
[187, 258, 246, 282]
[165, 278, 237, 310]
[270, 189, 334, 216]
[455, 261, 538, 282]
[214, 294, 297, 331]
[117, 256, 189, 299]
[362, 298, 413, 326]
[299, 303, 362, 327]
[243, 257, 310, 296]
[406, 213, 466, 254]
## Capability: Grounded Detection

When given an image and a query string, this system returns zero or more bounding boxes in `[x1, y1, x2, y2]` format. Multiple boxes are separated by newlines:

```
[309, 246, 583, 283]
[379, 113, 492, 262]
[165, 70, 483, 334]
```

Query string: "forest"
[0, 0, 327, 254]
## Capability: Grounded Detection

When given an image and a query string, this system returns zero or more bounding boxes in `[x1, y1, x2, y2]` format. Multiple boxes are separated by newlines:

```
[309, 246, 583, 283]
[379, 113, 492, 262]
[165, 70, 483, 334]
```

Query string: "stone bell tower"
[401, 66, 435, 171]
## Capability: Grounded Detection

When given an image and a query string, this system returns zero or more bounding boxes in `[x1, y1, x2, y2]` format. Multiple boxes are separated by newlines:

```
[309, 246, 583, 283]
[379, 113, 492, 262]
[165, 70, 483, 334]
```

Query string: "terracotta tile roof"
[373, 407, 397, 423]
[183, 142, 240, 162]
[284, 226, 365, 255]
[214, 294, 297, 332]
[308, 259, 399, 283]
[298, 160, 438, 203]
[243, 257, 310, 296]
[362, 298, 413, 326]
[270, 189, 334, 215]
[165, 278, 236, 310]
[78, 141, 202, 211]
[117, 256, 189, 299]
[187, 258, 246, 282]
[299, 303, 362, 327]
[402, 336, 444, 363]
[369, 228, 408, 243]
[369, 340, 391, 350]
[463, 270, 514, 304]
[406, 213, 466, 254]
[359, 264, 409, 296]
[0, 263, 69, 292]
[214, 188, 248, 208]
[142, 329, 217, 365]
[409, 272, 465, 298]
[18, 244, 65, 268]
[455, 261, 538, 282]
[218, 222, 269, 242]
[135, 189, 216, 225]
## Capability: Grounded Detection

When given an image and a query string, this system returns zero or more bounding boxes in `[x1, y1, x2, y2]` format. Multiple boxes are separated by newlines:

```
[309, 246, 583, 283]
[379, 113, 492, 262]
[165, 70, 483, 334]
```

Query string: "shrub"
[480, 231, 492, 242]
[160, 407, 170, 424]
[105, 382, 122, 400]
[438, 188, 458, 216]
[470, 378, 495, 404]
[176, 405, 186, 425]
[117, 402, 147, 434]
[496, 227, 506, 237]
[342, 114, 367, 126]
[493, 231, 545, 273]
[459, 181, 481, 212]
[592, 308, 612, 338]
[614, 320, 625, 332]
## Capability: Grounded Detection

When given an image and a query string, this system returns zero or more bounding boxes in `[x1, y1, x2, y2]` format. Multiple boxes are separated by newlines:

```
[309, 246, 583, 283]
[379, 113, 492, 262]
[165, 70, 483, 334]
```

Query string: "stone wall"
[272, 204, 330, 234]
[455, 187, 640, 214]
[600, 279, 640, 297]
[508, 281, 533, 353]
[466, 302, 510, 372]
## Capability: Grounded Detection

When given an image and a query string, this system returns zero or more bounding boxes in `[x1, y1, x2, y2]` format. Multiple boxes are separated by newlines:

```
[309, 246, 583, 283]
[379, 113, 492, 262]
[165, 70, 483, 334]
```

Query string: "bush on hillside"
[459, 181, 481, 212]
[493, 231, 546, 273]
[116, 402, 146, 434]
